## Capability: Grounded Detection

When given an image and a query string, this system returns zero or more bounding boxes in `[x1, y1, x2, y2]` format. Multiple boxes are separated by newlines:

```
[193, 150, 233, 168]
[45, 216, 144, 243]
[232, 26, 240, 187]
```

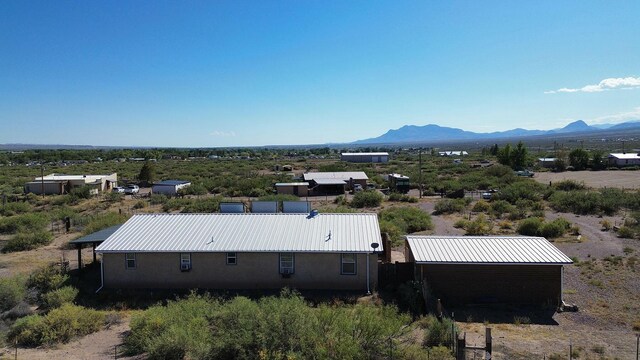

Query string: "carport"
[69, 224, 122, 270]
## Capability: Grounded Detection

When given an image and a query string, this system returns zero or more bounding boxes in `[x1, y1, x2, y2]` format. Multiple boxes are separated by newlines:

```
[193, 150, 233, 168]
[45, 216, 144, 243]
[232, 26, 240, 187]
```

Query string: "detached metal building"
[405, 236, 572, 306]
[275, 182, 309, 197]
[341, 152, 389, 163]
[152, 180, 192, 196]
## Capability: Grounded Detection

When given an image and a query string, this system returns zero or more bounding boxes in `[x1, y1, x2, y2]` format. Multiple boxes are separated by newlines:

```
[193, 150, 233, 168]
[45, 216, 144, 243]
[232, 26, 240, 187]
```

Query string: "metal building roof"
[96, 213, 382, 253]
[608, 153, 640, 160]
[406, 236, 572, 265]
[154, 180, 191, 186]
[341, 152, 389, 156]
[275, 182, 309, 186]
[303, 172, 369, 181]
[69, 224, 123, 245]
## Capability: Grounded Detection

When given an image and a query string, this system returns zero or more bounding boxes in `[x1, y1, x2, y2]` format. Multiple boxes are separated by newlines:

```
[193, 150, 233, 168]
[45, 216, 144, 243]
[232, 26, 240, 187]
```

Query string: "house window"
[341, 253, 357, 275]
[279, 253, 294, 274]
[180, 253, 191, 271]
[125, 253, 136, 269]
[226, 252, 237, 265]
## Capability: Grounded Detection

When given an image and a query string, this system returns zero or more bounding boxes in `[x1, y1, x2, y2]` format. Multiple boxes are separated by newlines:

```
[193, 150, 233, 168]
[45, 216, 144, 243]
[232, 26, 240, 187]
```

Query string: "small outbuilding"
[341, 152, 389, 163]
[95, 213, 382, 292]
[608, 153, 640, 167]
[275, 182, 309, 197]
[152, 180, 192, 196]
[405, 236, 572, 306]
[537, 158, 557, 168]
[303, 172, 369, 195]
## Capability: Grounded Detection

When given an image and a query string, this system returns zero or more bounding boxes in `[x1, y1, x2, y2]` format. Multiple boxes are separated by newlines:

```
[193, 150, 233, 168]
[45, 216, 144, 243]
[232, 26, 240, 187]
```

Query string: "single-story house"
[341, 152, 389, 163]
[405, 236, 572, 306]
[275, 182, 309, 197]
[608, 153, 640, 167]
[25, 173, 118, 195]
[303, 172, 369, 195]
[537, 158, 557, 168]
[438, 151, 468, 156]
[95, 213, 382, 292]
[152, 180, 192, 196]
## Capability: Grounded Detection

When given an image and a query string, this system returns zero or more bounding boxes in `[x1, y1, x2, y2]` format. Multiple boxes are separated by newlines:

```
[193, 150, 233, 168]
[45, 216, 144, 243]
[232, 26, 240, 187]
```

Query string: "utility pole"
[40, 163, 45, 198]
[419, 149, 423, 199]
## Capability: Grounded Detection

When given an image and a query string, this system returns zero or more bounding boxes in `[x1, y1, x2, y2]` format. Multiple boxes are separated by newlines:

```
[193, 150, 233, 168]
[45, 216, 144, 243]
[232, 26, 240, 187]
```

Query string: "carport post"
[92, 242, 97, 262]
[77, 244, 82, 270]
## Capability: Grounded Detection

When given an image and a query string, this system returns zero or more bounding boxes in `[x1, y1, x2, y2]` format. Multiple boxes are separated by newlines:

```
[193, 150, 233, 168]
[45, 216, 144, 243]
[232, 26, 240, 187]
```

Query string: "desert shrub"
[163, 197, 193, 212]
[333, 195, 348, 205]
[379, 207, 432, 245]
[2, 230, 54, 252]
[105, 192, 124, 203]
[126, 291, 412, 360]
[132, 200, 147, 209]
[517, 217, 543, 236]
[41, 286, 78, 309]
[69, 185, 93, 199]
[495, 181, 544, 204]
[181, 197, 222, 213]
[539, 218, 570, 238]
[7, 304, 105, 346]
[80, 212, 128, 235]
[453, 219, 468, 229]
[472, 200, 490, 213]
[150, 193, 169, 205]
[617, 226, 635, 239]
[464, 214, 493, 235]
[0, 201, 32, 216]
[0, 276, 26, 311]
[553, 180, 586, 191]
[379, 220, 403, 246]
[179, 183, 208, 196]
[396, 281, 425, 315]
[0, 213, 49, 234]
[419, 315, 456, 348]
[549, 189, 625, 216]
[27, 263, 69, 296]
[489, 200, 513, 218]
[388, 193, 418, 203]
[433, 198, 469, 214]
[351, 190, 383, 208]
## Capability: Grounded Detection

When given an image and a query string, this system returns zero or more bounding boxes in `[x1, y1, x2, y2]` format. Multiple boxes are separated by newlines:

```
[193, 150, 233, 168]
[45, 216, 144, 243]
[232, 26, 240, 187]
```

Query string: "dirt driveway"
[534, 170, 640, 189]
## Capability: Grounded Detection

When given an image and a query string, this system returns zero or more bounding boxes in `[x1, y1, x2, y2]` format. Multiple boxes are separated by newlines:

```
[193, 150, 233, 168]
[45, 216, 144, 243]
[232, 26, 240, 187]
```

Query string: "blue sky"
[1, 1, 639, 147]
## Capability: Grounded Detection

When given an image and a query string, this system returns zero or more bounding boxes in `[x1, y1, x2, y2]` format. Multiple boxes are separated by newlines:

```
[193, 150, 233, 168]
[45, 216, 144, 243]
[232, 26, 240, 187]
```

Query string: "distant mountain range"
[353, 120, 640, 144]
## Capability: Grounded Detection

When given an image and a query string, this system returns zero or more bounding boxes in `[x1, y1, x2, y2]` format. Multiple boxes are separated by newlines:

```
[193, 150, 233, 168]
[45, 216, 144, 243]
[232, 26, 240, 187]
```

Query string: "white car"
[124, 185, 140, 195]
[112, 187, 125, 193]
[482, 192, 492, 200]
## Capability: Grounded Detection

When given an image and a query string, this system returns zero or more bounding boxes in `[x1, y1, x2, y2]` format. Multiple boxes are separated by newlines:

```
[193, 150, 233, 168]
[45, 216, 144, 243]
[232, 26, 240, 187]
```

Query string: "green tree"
[497, 144, 512, 167]
[138, 161, 156, 184]
[590, 150, 606, 170]
[568, 148, 589, 170]
[512, 142, 528, 170]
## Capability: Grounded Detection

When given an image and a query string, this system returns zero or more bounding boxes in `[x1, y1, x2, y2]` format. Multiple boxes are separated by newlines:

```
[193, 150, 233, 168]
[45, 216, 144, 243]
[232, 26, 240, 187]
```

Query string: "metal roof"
[154, 180, 191, 186]
[69, 224, 123, 245]
[312, 178, 348, 185]
[275, 182, 309, 186]
[303, 172, 369, 181]
[608, 153, 640, 160]
[406, 236, 573, 265]
[96, 213, 382, 253]
[341, 152, 389, 156]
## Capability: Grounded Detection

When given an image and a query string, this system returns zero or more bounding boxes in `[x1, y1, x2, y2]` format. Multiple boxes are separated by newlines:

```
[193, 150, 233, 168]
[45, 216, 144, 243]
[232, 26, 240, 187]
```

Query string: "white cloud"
[589, 106, 640, 124]
[545, 76, 640, 94]
[209, 130, 236, 137]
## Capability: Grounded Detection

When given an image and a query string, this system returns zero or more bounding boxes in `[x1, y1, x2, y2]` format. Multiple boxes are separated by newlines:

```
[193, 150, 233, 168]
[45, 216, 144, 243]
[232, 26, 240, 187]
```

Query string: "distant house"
[384, 173, 410, 193]
[405, 236, 572, 306]
[303, 172, 369, 195]
[341, 152, 389, 163]
[608, 153, 640, 167]
[95, 213, 382, 292]
[438, 151, 468, 156]
[152, 180, 192, 196]
[24, 173, 118, 195]
[538, 158, 557, 168]
[275, 182, 309, 197]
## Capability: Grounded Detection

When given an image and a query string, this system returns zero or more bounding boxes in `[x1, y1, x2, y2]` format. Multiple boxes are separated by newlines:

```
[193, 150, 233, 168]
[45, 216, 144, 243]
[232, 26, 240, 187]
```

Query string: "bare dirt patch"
[534, 170, 640, 189]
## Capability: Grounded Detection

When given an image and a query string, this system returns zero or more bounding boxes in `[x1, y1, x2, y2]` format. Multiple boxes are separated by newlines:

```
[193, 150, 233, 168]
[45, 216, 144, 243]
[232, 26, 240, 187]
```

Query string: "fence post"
[456, 332, 466, 360]
[485, 327, 492, 359]
[636, 334, 639, 360]
[569, 339, 572, 360]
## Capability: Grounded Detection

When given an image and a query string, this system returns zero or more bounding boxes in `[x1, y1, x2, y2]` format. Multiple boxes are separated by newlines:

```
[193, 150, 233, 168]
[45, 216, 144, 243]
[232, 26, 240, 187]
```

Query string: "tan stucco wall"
[102, 252, 378, 291]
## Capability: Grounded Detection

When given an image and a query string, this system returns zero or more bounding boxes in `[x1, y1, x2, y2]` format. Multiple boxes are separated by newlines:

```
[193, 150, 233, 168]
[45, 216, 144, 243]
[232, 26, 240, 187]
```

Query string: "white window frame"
[226, 252, 237, 265]
[180, 253, 191, 271]
[279, 253, 294, 274]
[341, 253, 357, 275]
[125, 253, 136, 269]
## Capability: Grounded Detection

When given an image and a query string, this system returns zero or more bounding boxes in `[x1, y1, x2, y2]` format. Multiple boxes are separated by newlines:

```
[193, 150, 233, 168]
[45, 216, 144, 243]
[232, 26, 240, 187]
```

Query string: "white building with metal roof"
[405, 236, 572, 306]
[95, 213, 382, 292]
[608, 153, 640, 167]
[341, 152, 389, 163]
